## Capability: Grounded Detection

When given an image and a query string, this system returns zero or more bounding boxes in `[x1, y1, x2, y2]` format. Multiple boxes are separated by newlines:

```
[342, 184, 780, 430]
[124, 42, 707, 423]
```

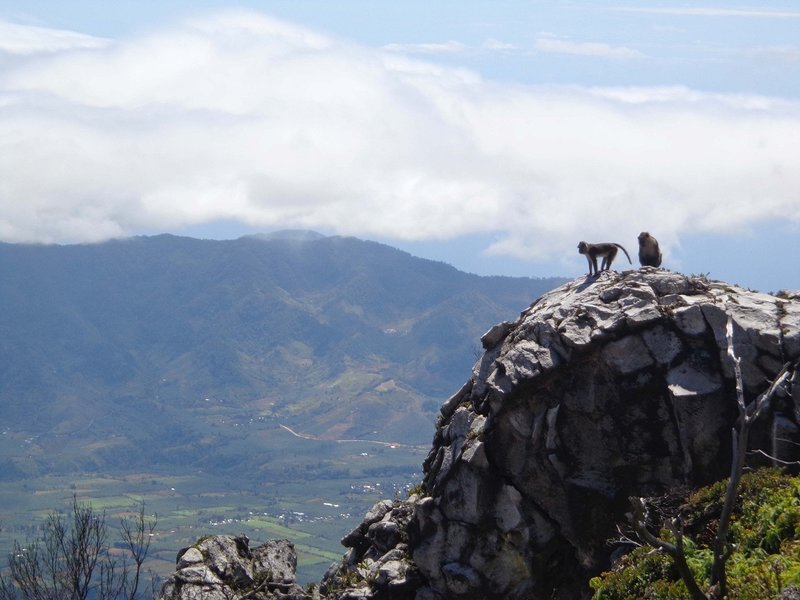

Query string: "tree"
[0, 497, 157, 600]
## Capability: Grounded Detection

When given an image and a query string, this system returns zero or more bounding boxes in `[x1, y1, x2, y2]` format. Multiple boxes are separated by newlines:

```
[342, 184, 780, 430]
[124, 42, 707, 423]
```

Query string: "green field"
[0, 426, 427, 586]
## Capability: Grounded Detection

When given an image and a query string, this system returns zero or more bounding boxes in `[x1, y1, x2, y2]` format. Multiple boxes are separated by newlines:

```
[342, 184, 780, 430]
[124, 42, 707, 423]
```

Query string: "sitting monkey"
[637, 232, 662, 267]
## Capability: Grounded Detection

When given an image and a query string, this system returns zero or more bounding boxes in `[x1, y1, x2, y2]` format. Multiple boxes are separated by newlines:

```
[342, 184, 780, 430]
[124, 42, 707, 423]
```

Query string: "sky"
[0, 1, 798, 291]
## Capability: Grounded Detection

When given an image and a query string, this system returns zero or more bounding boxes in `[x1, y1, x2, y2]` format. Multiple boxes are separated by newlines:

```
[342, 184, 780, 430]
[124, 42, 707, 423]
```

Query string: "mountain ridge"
[0, 233, 566, 475]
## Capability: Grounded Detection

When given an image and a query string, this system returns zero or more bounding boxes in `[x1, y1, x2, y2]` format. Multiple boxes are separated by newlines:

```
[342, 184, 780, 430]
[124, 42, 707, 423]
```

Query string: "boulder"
[323, 270, 800, 600]
[158, 535, 311, 600]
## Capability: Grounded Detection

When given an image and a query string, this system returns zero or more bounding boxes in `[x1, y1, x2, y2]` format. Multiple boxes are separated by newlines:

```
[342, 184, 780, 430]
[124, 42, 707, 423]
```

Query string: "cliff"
[159, 269, 800, 600]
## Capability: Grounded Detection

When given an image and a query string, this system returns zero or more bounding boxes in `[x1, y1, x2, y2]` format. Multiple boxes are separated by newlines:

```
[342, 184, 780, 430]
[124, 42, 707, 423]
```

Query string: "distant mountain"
[0, 234, 566, 476]
[247, 230, 327, 242]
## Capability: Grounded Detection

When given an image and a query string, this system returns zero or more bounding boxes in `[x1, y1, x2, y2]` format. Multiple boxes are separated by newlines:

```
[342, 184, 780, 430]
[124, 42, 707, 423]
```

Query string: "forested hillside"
[0, 232, 564, 475]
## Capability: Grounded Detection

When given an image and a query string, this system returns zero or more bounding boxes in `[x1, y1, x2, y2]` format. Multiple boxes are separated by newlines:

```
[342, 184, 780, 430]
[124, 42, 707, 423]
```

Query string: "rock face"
[158, 535, 312, 600]
[323, 269, 800, 599]
[321, 498, 423, 600]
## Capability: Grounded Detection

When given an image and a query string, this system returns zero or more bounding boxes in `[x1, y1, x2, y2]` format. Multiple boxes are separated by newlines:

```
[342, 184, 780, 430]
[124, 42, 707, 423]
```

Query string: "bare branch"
[773, 436, 800, 447]
[748, 448, 800, 466]
[725, 318, 746, 417]
[750, 362, 793, 423]
[628, 497, 707, 600]
[710, 316, 796, 595]
[2, 499, 158, 600]
[613, 523, 642, 548]
[629, 497, 676, 554]
[118, 502, 157, 600]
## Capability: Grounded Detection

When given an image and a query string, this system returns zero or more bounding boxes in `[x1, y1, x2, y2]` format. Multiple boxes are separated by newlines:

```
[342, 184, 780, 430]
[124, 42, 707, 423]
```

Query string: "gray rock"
[418, 272, 798, 598]
[364, 500, 394, 525]
[414, 587, 441, 600]
[481, 321, 513, 349]
[460, 439, 488, 469]
[440, 380, 472, 420]
[642, 325, 683, 365]
[443, 406, 473, 443]
[323, 271, 800, 600]
[602, 334, 653, 374]
[373, 559, 406, 587]
[667, 360, 723, 396]
[781, 299, 800, 358]
[441, 562, 481, 594]
[252, 539, 298, 585]
[158, 535, 309, 600]
[673, 303, 707, 336]
[338, 589, 372, 600]
[174, 565, 222, 586]
[198, 535, 253, 587]
[493, 484, 523, 532]
[177, 547, 204, 569]
[367, 520, 401, 553]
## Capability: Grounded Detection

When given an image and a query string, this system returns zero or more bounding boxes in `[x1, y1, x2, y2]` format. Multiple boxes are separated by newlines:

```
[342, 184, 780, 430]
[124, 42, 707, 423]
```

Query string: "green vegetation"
[0, 234, 563, 455]
[0, 234, 564, 588]
[0, 430, 426, 584]
[590, 468, 800, 599]
[406, 483, 425, 497]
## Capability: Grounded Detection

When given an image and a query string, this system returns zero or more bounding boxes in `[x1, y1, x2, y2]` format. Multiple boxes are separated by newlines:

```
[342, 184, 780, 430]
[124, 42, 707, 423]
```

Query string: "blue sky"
[0, 1, 798, 291]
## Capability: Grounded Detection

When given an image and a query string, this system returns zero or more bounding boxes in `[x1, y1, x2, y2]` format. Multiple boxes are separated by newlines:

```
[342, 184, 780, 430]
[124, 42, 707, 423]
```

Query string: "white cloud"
[610, 7, 800, 19]
[535, 35, 645, 59]
[748, 45, 800, 64]
[383, 40, 466, 55]
[0, 20, 110, 54]
[385, 38, 518, 57]
[0, 10, 799, 265]
[481, 38, 516, 51]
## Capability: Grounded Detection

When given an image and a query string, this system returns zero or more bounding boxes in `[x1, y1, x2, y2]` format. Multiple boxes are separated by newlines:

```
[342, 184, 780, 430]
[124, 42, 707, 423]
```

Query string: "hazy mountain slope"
[0, 233, 565, 474]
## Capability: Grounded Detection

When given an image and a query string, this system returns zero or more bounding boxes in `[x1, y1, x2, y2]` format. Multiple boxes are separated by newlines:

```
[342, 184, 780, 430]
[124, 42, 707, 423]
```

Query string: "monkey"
[637, 231, 662, 267]
[577, 241, 632, 276]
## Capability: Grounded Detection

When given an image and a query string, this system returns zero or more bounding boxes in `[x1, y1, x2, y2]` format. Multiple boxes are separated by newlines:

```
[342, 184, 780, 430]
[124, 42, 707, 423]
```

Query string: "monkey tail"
[615, 244, 632, 264]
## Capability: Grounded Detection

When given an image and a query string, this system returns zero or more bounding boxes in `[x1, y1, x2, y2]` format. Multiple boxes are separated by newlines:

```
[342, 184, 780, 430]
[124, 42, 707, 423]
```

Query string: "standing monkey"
[637, 232, 662, 267]
[577, 241, 632, 276]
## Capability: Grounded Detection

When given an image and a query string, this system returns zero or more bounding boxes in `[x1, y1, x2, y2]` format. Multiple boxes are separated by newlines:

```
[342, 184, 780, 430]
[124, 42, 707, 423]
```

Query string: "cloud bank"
[535, 35, 645, 59]
[0, 10, 798, 263]
[610, 7, 800, 19]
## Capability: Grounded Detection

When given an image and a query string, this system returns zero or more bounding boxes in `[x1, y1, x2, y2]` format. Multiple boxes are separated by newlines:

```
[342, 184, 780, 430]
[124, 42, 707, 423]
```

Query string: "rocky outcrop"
[320, 498, 423, 600]
[158, 535, 312, 600]
[322, 269, 800, 599]
[159, 271, 799, 599]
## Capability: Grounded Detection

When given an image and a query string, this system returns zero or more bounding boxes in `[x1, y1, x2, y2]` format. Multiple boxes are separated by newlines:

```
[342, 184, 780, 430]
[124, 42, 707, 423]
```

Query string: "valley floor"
[0, 429, 426, 584]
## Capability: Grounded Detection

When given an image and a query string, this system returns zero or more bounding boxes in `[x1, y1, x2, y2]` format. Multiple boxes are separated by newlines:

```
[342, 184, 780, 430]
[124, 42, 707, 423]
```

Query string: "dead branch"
[748, 448, 800, 466]
[709, 318, 794, 595]
[629, 497, 707, 599]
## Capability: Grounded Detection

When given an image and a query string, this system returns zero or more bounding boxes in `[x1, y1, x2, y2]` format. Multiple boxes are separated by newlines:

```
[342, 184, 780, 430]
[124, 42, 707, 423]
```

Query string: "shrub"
[592, 469, 800, 599]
